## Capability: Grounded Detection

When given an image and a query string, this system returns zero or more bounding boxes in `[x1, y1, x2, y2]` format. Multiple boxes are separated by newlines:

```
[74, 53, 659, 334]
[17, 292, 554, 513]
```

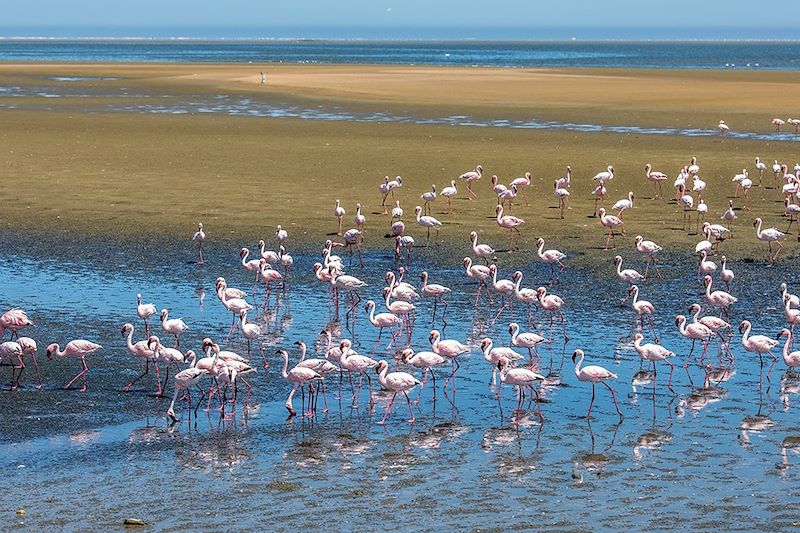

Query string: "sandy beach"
[0, 63, 797, 260]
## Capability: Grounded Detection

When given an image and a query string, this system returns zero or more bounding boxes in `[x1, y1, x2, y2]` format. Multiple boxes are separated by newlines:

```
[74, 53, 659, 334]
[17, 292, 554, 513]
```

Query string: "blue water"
[1, 39, 800, 69]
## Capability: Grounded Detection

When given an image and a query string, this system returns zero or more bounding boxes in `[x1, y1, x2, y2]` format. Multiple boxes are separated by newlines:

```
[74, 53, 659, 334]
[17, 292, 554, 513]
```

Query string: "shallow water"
[1, 236, 800, 530]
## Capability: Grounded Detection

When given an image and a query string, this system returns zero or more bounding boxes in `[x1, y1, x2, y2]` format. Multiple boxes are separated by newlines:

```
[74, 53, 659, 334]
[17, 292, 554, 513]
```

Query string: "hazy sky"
[2, 0, 798, 38]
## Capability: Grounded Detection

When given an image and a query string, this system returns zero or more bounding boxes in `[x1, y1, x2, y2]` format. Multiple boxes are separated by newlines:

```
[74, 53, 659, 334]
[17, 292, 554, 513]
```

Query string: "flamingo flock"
[2, 154, 800, 431]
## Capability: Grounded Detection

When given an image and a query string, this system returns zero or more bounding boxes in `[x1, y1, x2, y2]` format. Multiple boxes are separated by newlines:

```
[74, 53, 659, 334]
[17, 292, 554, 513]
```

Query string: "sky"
[2, 1, 799, 39]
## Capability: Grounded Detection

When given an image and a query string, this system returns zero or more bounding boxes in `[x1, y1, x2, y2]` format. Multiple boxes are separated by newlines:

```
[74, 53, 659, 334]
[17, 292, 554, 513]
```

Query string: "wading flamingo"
[46, 339, 102, 392]
[537, 237, 567, 284]
[572, 349, 623, 419]
[374, 360, 421, 424]
[136, 293, 157, 337]
[496, 357, 546, 422]
[633, 334, 676, 394]
[193, 222, 205, 264]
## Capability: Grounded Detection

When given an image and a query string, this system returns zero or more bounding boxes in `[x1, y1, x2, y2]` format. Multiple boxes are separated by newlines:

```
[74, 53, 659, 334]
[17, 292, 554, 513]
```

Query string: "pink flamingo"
[385, 270, 418, 302]
[470, 231, 495, 265]
[379, 175, 403, 214]
[753, 217, 785, 265]
[509, 322, 549, 369]
[464, 257, 492, 306]
[121, 322, 161, 395]
[720, 256, 735, 290]
[554, 180, 570, 219]
[480, 337, 524, 386]
[240, 309, 263, 361]
[536, 237, 567, 284]
[382, 287, 416, 343]
[193, 222, 205, 265]
[333, 199, 346, 236]
[778, 329, 800, 370]
[688, 304, 732, 345]
[46, 339, 102, 392]
[703, 275, 737, 319]
[675, 315, 713, 369]
[276, 224, 288, 243]
[612, 191, 635, 219]
[459, 164, 483, 199]
[420, 185, 437, 215]
[512, 271, 539, 324]
[644, 163, 668, 199]
[259, 259, 283, 305]
[495, 204, 524, 249]
[239, 247, 262, 289]
[0, 308, 34, 340]
[160, 309, 188, 348]
[342, 228, 364, 267]
[697, 250, 717, 281]
[634, 235, 662, 279]
[166, 366, 208, 422]
[329, 267, 367, 321]
[147, 335, 196, 395]
[136, 293, 157, 337]
[598, 208, 624, 249]
[216, 277, 247, 301]
[536, 286, 568, 340]
[420, 271, 451, 326]
[510, 171, 532, 206]
[17, 337, 41, 389]
[258, 239, 280, 264]
[0, 341, 23, 390]
[489, 265, 516, 320]
[572, 349, 623, 419]
[633, 334, 676, 393]
[496, 357, 546, 422]
[415, 206, 442, 243]
[374, 360, 421, 424]
[217, 283, 252, 334]
[400, 348, 447, 401]
[277, 349, 322, 418]
[354, 203, 366, 232]
[294, 341, 338, 413]
[365, 300, 403, 353]
[628, 285, 658, 341]
[338, 340, 379, 408]
[739, 320, 779, 383]
[613, 256, 644, 303]
[591, 182, 607, 217]
[441, 180, 458, 213]
[428, 329, 470, 391]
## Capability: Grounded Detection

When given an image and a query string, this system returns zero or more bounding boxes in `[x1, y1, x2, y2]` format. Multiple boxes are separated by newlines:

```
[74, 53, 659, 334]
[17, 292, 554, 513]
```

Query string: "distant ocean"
[1, 39, 800, 69]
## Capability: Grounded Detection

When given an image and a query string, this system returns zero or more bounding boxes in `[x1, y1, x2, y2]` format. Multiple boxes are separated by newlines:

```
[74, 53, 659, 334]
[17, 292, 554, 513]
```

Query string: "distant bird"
[136, 293, 157, 337]
[470, 231, 495, 264]
[598, 208, 624, 249]
[720, 256, 735, 289]
[491, 174, 507, 196]
[555, 165, 571, 191]
[613, 255, 645, 288]
[420, 185, 437, 215]
[536, 237, 567, 284]
[755, 157, 767, 185]
[644, 163, 668, 199]
[441, 180, 458, 213]
[773, 118, 786, 132]
[379, 176, 402, 214]
[721, 199, 737, 237]
[704, 275, 737, 317]
[718, 120, 729, 134]
[688, 156, 700, 176]
[592, 165, 614, 184]
[46, 340, 102, 392]
[554, 180, 570, 219]
[495, 204, 524, 249]
[193, 223, 205, 264]
[612, 191, 634, 218]
[415, 205, 442, 243]
[696, 199, 708, 231]
[166, 366, 208, 422]
[333, 199, 346, 236]
[353, 203, 366, 232]
[777, 329, 800, 370]
[753, 217, 785, 265]
[784, 198, 800, 237]
[697, 250, 717, 281]
[510, 171, 532, 206]
[160, 309, 188, 348]
[572, 349, 623, 419]
[678, 184, 694, 230]
[420, 271, 451, 325]
[240, 309, 263, 360]
[391, 200, 404, 219]
[459, 165, 483, 199]
[275, 224, 288, 243]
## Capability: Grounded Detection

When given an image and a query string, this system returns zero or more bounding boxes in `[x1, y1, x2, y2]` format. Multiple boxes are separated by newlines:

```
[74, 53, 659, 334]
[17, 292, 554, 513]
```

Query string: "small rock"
[16, 509, 26, 516]
[123, 518, 148, 527]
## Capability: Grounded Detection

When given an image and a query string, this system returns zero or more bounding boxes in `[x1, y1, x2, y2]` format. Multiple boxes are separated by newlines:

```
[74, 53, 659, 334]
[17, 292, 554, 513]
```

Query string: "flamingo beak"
[46, 350, 53, 361]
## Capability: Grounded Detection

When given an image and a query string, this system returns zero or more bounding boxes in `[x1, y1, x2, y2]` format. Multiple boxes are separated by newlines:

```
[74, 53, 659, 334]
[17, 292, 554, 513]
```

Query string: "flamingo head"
[420, 271, 428, 282]
[752, 217, 762, 228]
[428, 330, 440, 344]
[185, 350, 196, 363]
[703, 275, 713, 287]
[634, 235, 643, 245]
[508, 322, 519, 335]
[384, 271, 394, 283]
[202, 338, 214, 350]
[275, 349, 287, 357]
[147, 336, 159, 352]
[645, 163, 651, 171]
[415, 206, 422, 214]
[46, 344, 57, 360]
[159, 309, 168, 322]
[382, 287, 391, 297]
[496, 356, 509, 370]
[293, 340, 305, 349]
[536, 237, 545, 247]
[738, 321, 750, 334]
[675, 315, 685, 327]
[479, 338, 491, 350]
[469, 231, 477, 242]
[512, 271, 523, 281]
[400, 348, 413, 363]
[571, 349, 584, 363]
[240, 248, 249, 258]
[598, 208, 606, 217]
[634, 333, 644, 341]
[374, 360, 388, 374]
[613, 255, 622, 266]
[463, 257, 471, 268]
[239, 309, 247, 319]
[778, 328, 791, 339]
[495, 204, 503, 214]
[121, 323, 133, 336]
[536, 287, 546, 298]
[628, 285, 637, 296]
[780, 282, 788, 292]
[488, 264, 497, 273]
[198, 222, 203, 230]
[688, 304, 701, 313]
[364, 300, 375, 312]
[476, 165, 483, 172]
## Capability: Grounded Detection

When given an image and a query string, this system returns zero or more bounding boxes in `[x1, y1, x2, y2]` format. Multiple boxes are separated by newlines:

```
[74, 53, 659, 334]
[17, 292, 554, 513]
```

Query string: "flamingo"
[333, 199, 346, 236]
[572, 349, 623, 419]
[703, 275, 737, 317]
[697, 250, 717, 281]
[592, 165, 614, 184]
[755, 157, 767, 185]
[459, 164, 483, 199]
[330, 267, 368, 320]
[428, 329, 470, 391]
[773, 118, 786, 131]
[217, 283, 252, 334]
[338, 340, 379, 408]
[495, 204, 524, 249]
[391, 200, 404, 219]
[497, 183, 518, 210]
[674, 166, 688, 202]
[634, 235, 662, 279]
[753, 217, 785, 265]
[0, 341, 23, 390]
[612, 191, 634, 218]
[394, 235, 414, 263]
[633, 334, 676, 393]
[464, 257, 493, 305]
[695, 199, 709, 232]
[510, 171, 532, 206]
[160, 309, 188, 348]
[166, 366, 208, 422]
[739, 320, 779, 382]
[293, 341, 338, 413]
[382, 286, 416, 340]
[240, 309, 263, 360]
[480, 337, 524, 386]
[147, 335, 196, 395]
[400, 348, 447, 401]
[259, 259, 284, 304]
[781, 283, 800, 309]
[509, 322, 549, 369]
[0, 309, 34, 340]
[591, 182, 607, 217]
[278, 245, 293, 276]
[688, 303, 732, 341]
[420, 185, 437, 215]
[718, 120, 729, 134]
[136, 293, 157, 337]
[46, 340, 102, 392]
[374, 360, 420, 424]
[645, 163, 668, 199]
[721, 199, 737, 237]
[675, 314, 713, 367]
[193, 222, 205, 264]
[740, 172, 753, 210]
[258, 239, 280, 264]
[777, 329, 800, 370]
[239, 247, 262, 289]
[536, 286, 568, 340]
[420, 271, 451, 326]
[688, 156, 700, 176]
[121, 322, 161, 395]
[614, 255, 644, 286]
[784, 294, 800, 334]
[489, 265, 516, 319]
[536, 237, 567, 284]
[496, 357, 546, 421]
[693, 175, 707, 203]
[598, 208, 624, 249]
[773, 160, 783, 179]
[678, 184, 694, 230]
[784, 198, 800, 237]
[415, 205, 442, 243]
[385, 270, 418, 300]
[554, 180, 570, 219]
[275, 224, 288, 243]
[470, 231, 495, 264]
[441, 180, 458, 213]
[365, 300, 403, 353]
[628, 285, 658, 340]
[342, 228, 364, 267]
[16, 337, 41, 389]
[555, 165, 572, 191]
[512, 271, 539, 324]
[379, 175, 402, 214]
[353, 203, 366, 232]
[720, 256, 734, 289]
[732, 168, 749, 198]
[277, 349, 322, 417]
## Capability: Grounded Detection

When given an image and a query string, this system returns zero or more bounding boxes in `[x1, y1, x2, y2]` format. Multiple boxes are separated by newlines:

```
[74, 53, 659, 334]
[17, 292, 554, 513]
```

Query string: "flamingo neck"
[616, 260, 623, 276]
[376, 364, 388, 388]
[691, 307, 701, 323]
[280, 351, 290, 380]
[741, 323, 751, 342]
[537, 241, 544, 256]
[573, 352, 584, 376]
[298, 343, 306, 362]
[241, 249, 249, 266]
[784, 333, 793, 359]
[481, 341, 493, 361]
[125, 329, 136, 351]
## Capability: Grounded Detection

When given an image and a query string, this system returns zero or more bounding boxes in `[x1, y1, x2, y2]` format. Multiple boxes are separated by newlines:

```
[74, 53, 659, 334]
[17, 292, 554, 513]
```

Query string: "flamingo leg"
[380, 392, 398, 424]
[587, 383, 596, 418]
[404, 391, 415, 423]
[123, 359, 149, 392]
[602, 381, 624, 418]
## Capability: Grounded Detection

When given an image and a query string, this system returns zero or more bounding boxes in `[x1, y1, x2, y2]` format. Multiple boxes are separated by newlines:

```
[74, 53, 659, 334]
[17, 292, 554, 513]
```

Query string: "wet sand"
[0, 63, 797, 261]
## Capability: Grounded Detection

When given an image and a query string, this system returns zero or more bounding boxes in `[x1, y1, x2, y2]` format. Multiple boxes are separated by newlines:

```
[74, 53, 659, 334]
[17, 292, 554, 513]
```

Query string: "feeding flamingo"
[46, 339, 102, 392]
